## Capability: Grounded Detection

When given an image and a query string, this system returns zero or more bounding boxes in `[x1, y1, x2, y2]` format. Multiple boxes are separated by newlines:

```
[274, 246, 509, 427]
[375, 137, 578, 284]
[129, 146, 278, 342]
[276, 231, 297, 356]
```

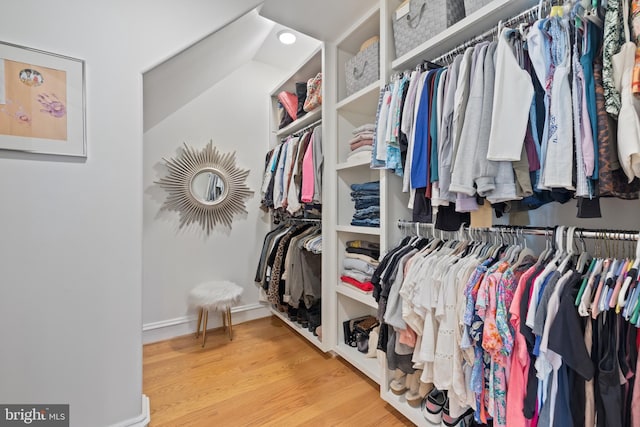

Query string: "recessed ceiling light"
[277, 30, 296, 45]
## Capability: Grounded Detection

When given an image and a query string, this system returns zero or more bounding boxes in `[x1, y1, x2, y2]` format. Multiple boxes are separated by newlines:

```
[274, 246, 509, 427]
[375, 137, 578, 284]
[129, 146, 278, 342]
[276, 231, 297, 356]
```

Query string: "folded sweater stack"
[340, 240, 380, 292]
[347, 123, 375, 164]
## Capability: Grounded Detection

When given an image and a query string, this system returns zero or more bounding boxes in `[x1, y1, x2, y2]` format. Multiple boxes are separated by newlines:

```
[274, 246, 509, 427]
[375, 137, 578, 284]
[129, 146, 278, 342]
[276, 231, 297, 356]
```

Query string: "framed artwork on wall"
[0, 41, 86, 157]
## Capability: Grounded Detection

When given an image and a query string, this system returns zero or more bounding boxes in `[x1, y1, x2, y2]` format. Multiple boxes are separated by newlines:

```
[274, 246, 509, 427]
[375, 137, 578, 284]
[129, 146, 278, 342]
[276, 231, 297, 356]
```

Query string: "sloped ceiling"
[144, 10, 271, 131]
[253, 22, 320, 71]
[144, 7, 320, 132]
[259, 0, 379, 41]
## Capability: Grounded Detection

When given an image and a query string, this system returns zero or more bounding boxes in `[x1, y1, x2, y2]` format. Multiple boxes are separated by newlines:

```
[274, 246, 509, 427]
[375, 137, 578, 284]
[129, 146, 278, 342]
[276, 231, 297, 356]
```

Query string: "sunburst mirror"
[156, 141, 253, 233]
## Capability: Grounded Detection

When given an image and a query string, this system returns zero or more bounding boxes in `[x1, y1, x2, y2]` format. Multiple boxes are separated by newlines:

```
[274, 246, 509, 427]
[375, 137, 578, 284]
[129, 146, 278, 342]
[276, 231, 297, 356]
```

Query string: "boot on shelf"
[296, 303, 308, 328]
[296, 82, 308, 119]
[389, 369, 408, 395]
[405, 370, 423, 407]
[307, 300, 321, 333]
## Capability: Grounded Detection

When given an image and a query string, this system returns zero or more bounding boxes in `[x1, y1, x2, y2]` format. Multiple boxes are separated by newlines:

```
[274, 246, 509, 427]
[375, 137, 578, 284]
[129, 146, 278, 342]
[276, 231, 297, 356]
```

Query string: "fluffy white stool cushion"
[188, 280, 243, 311]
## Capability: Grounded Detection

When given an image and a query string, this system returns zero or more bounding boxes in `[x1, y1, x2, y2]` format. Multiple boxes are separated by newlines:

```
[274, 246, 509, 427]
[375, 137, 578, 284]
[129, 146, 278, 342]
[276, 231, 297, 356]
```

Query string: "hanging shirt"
[614, 4, 640, 182]
[450, 43, 489, 196]
[273, 139, 289, 209]
[411, 70, 438, 189]
[430, 69, 446, 184]
[311, 126, 323, 203]
[603, 0, 624, 117]
[474, 42, 500, 197]
[572, 35, 591, 198]
[300, 134, 315, 203]
[376, 86, 393, 163]
[451, 48, 475, 176]
[487, 28, 534, 161]
[438, 55, 463, 205]
[402, 70, 422, 192]
[541, 18, 575, 190]
[371, 88, 387, 169]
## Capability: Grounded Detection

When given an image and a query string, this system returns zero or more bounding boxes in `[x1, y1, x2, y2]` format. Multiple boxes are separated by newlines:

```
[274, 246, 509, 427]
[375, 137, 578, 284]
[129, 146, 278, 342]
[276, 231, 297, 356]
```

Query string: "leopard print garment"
[267, 228, 298, 305]
[595, 55, 640, 199]
[603, 0, 624, 117]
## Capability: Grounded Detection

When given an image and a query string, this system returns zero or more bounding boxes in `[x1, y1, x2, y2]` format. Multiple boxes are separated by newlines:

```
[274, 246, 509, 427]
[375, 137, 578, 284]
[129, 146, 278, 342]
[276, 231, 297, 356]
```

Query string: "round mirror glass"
[190, 170, 226, 204]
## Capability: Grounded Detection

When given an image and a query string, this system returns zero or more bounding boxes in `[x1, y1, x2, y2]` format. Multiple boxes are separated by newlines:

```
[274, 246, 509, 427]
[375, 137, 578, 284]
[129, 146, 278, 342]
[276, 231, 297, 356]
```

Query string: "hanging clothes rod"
[429, 0, 552, 65]
[396, 220, 640, 241]
[282, 217, 322, 223]
[288, 119, 322, 138]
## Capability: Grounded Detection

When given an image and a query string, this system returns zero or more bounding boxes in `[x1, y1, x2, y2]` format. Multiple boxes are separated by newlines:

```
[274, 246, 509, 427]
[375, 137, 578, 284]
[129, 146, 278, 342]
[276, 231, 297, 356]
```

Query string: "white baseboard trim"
[109, 394, 150, 427]
[143, 303, 270, 344]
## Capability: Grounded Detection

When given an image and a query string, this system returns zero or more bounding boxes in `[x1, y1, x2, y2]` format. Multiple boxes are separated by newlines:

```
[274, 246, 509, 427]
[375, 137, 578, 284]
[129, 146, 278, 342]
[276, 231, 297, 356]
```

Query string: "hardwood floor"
[144, 316, 414, 427]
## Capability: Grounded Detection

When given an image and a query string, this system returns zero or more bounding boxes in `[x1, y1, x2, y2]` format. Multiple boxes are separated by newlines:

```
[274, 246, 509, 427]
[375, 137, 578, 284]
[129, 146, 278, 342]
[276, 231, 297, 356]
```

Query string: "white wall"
[505, 198, 640, 252]
[143, 10, 276, 132]
[0, 1, 260, 426]
[143, 61, 284, 342]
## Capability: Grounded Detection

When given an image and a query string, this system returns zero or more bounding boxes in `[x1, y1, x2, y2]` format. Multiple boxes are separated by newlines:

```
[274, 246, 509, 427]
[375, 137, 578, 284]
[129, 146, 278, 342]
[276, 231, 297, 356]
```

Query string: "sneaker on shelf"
[442, 402, 474, 427]
[421, 388, 447, 424]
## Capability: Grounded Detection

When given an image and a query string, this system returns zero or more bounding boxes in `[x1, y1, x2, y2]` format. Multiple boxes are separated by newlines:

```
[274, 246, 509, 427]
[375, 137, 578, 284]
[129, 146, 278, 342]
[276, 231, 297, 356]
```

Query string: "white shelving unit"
[270, 307, 324, 351]
[275, 107, 322, 137]
[390, 0, 538, 71]
[323, 2, 386, 392]
[335, 224, 381, 235]
[334, 341, 382, 384]
[266, 45, 333, 353]
[336, 157, 371, 170]
[374, 1, 542, 424]
[335, 291, 381, 384]
[335, 80, 381, 113]
[335, 283, 377, 309]
[381, 389, 435, 426]
[264, 1, 548, 425]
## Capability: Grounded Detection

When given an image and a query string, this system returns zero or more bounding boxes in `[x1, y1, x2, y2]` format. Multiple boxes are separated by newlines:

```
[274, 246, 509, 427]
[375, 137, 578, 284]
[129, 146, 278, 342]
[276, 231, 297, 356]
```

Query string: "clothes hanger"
[583, 0, 603, 27]
[534, 228, 551, 266]
[607, 232, 631, 310]
[544, 225, 565, 268]
[558, 226, 577, 273]
[578, 255, 604, 315]
[601, 232, 622, 311]
[503, 228, 519, 263]
[590, 231, 613, 319]
[476, 228, 491, 258]
[575, 230, 592, 273]
[628, 271, 640, 324]
[488, 228, 504, 258]
[574, 229, 596, 305]
[512, 228, 536, 269]
[616, 230, 640, 311]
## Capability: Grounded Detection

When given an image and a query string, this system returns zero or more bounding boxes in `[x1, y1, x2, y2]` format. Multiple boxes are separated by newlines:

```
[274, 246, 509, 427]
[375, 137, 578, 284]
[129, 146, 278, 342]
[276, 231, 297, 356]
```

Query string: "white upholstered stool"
[188, 281, 243, 347]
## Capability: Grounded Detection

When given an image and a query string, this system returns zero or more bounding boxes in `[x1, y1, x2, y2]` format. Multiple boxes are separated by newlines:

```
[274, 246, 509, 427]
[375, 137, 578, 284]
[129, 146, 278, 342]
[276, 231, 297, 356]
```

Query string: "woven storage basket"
[392, 0, 466, 59]
[345, 41, 380, 97]
[464, 0, 493, 15]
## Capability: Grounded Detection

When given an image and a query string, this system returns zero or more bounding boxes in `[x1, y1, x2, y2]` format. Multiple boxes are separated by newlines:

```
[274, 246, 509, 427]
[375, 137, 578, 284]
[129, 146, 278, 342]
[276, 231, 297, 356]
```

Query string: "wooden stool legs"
[196, 307, 203, 338]
[202, 310, 209, 347]
[226, 307, 233, 341]
[195, 306, 233, 347]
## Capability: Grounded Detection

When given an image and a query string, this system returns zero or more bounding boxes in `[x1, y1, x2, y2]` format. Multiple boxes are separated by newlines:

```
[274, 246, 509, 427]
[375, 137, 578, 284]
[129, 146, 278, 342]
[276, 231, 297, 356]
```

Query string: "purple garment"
[524, 124, 540, 171]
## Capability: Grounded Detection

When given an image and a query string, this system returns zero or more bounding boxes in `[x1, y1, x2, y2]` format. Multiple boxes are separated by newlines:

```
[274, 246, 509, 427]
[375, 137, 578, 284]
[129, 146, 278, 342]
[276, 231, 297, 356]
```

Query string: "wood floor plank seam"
[143, 316, 413, 426]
